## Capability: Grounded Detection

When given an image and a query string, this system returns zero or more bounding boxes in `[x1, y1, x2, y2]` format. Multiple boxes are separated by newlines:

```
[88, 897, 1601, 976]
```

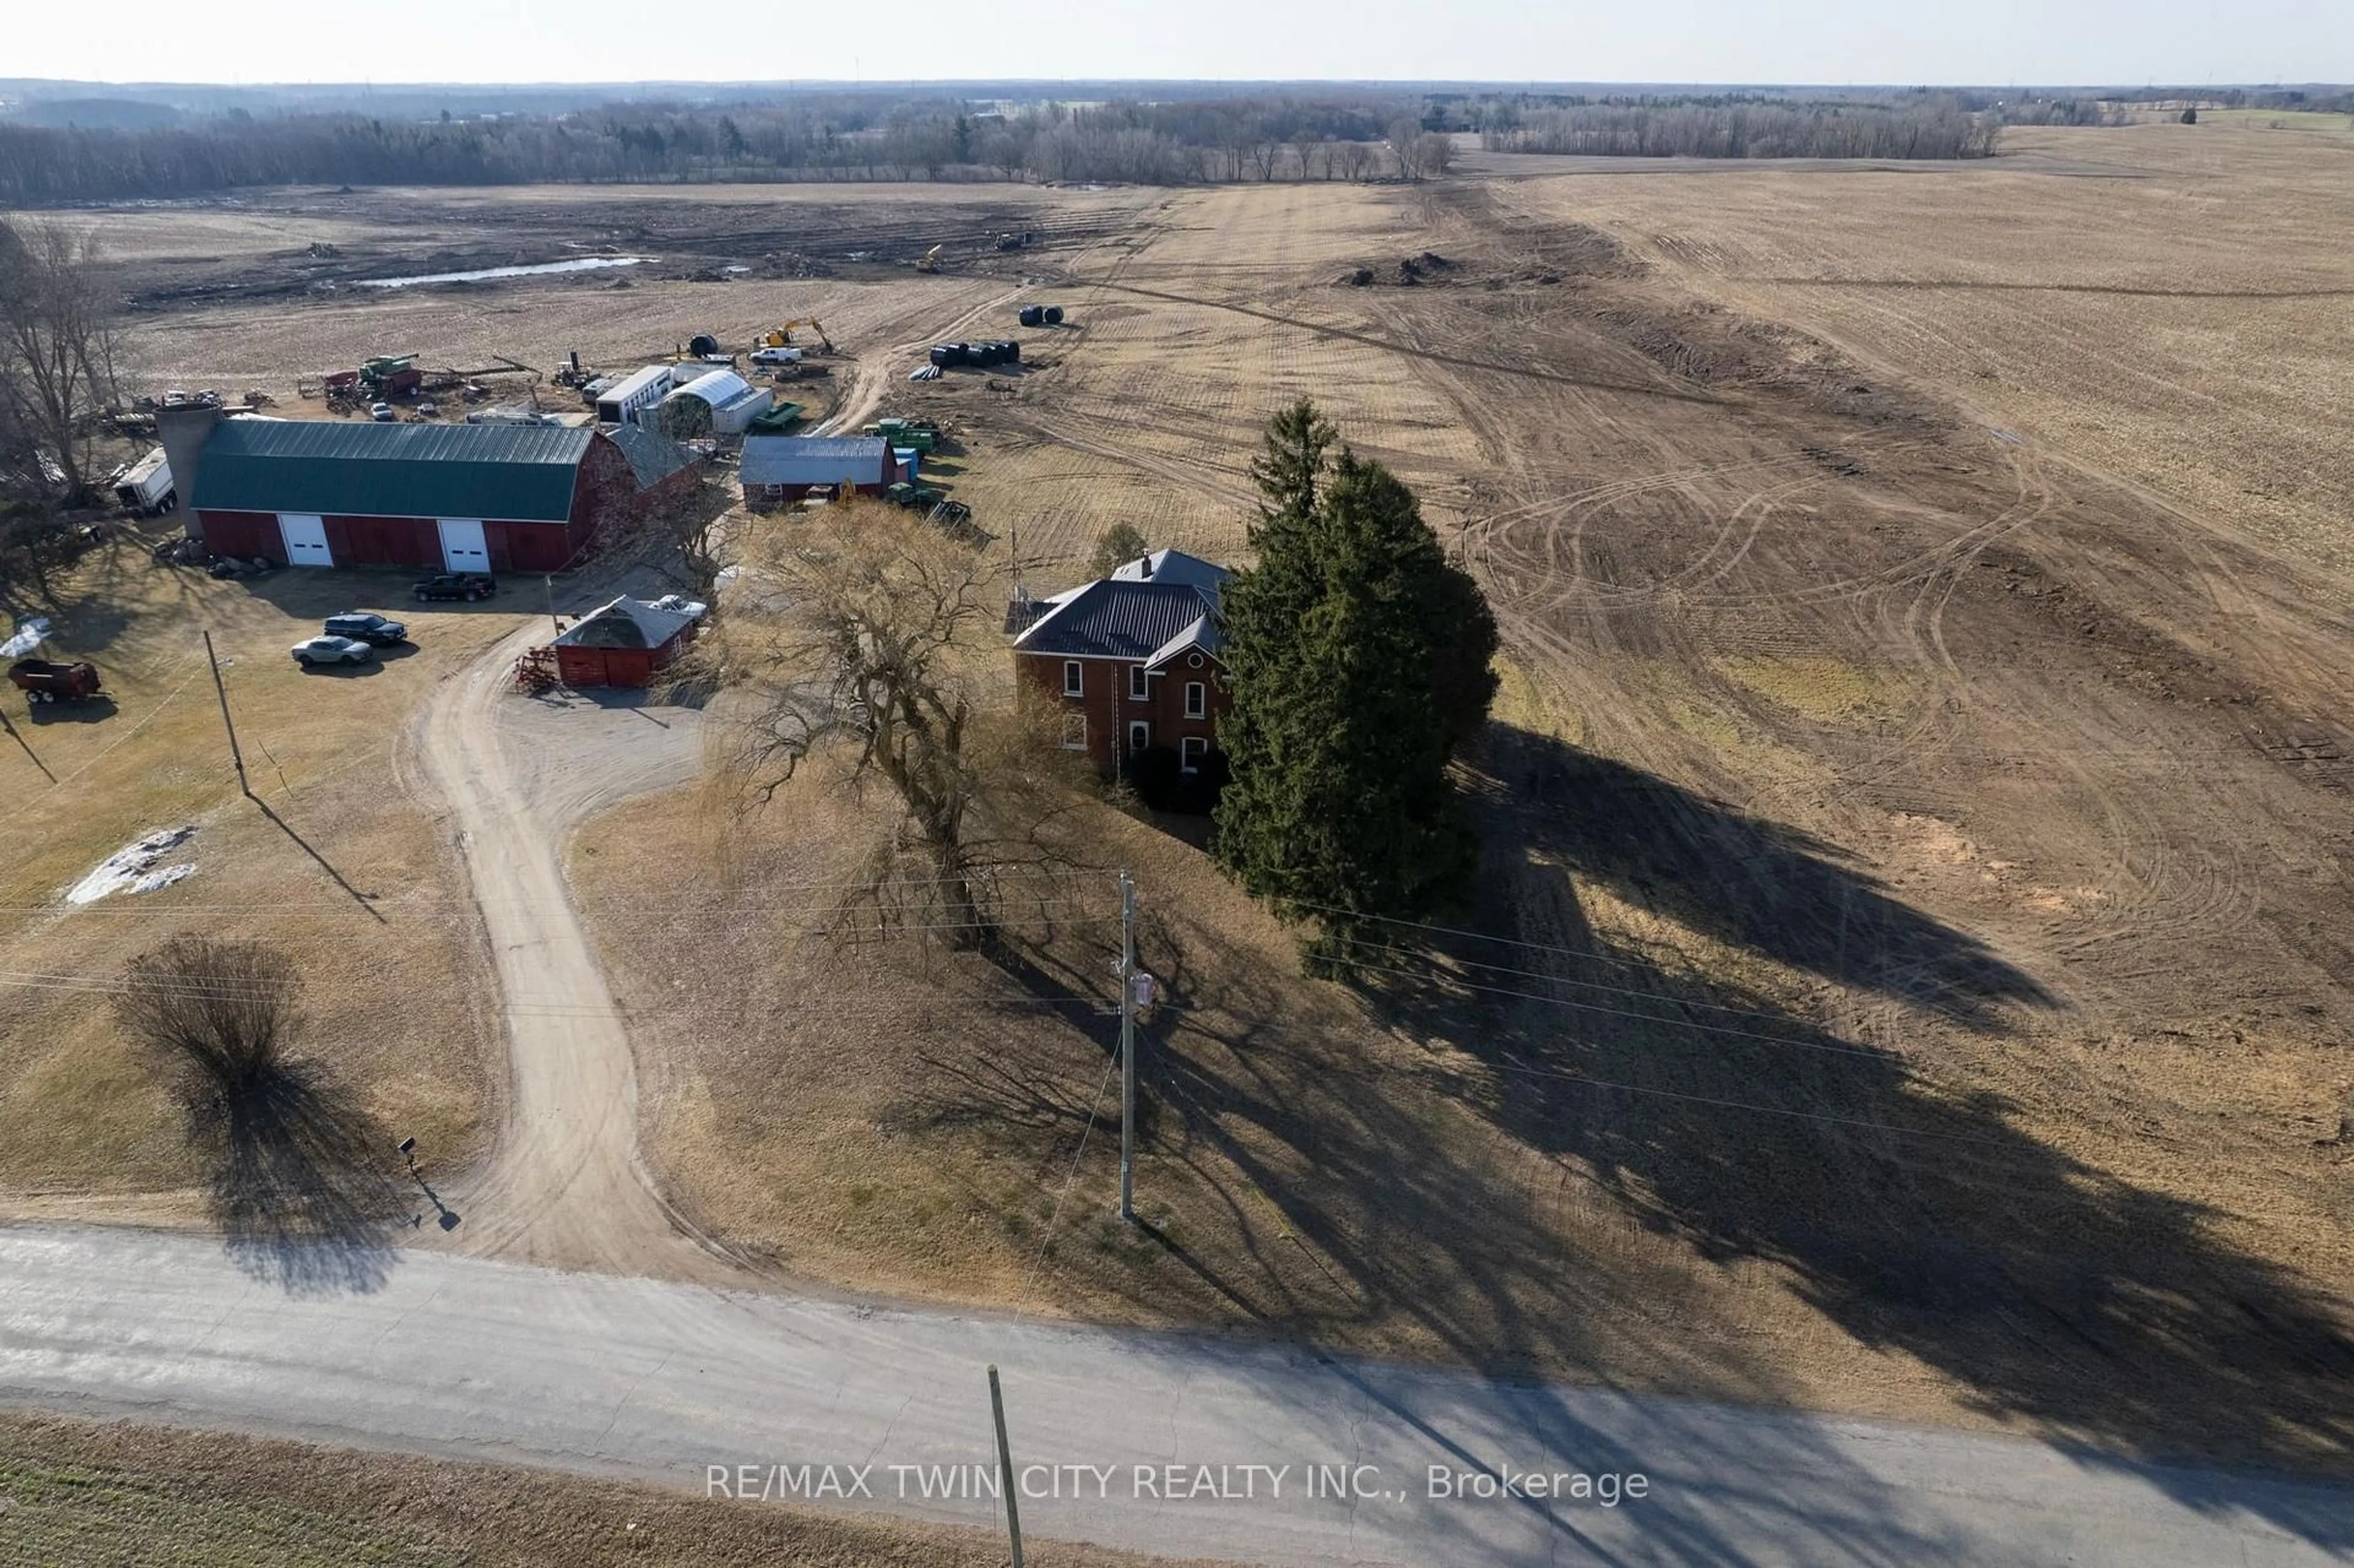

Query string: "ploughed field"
[47, 118, 2354, 1470]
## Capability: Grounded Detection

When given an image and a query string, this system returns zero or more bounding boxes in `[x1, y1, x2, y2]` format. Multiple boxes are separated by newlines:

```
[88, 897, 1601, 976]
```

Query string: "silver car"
[291, 635, 376, 668]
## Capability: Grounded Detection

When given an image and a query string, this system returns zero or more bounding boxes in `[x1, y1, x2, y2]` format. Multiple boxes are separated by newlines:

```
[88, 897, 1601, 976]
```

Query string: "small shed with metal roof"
[551, 593, 709, 688]
[738, 435, 897, 508]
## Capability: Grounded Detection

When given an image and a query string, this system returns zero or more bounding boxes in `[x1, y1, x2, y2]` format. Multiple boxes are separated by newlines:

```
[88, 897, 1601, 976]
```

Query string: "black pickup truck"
[322, 612, 409, 647]
[411, 573, 497, 603]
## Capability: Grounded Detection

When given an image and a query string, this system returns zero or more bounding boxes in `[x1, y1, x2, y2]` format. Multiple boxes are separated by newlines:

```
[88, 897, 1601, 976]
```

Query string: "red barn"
[168, 408, 698, 574]
[551, 595, 707, 688]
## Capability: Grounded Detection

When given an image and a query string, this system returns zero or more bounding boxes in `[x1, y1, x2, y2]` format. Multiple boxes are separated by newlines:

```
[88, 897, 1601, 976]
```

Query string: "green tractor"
[883, 482, 946, 510]
[863, 416, 940, 454]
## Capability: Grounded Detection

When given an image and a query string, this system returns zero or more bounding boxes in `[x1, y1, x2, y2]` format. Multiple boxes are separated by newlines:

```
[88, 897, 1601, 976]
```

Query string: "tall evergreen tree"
[1251, 399, 1336, 527]
[1215, 404, 1499, 955]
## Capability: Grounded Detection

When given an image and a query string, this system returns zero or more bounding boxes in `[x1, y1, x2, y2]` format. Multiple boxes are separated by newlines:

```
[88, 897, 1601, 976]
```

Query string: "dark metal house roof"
[191, 419, 592, 522]
[1013, 579, 1224, 661]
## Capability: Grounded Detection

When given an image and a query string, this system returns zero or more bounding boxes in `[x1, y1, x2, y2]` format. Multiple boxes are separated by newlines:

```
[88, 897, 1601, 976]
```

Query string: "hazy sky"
[13, 0, 2348, 86]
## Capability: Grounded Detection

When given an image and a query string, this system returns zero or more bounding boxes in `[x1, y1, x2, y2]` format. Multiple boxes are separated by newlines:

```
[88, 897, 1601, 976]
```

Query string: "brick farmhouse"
[1010, 549, 1230, 778]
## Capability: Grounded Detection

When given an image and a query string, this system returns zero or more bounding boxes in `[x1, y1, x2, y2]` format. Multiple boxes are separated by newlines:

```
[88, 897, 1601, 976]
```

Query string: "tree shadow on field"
[1488, 728, 2057, 1028]
[1349, 726, 2354, 1539]
[1015, 917, 1984, 1562]
[196, 1060, 408, 1296]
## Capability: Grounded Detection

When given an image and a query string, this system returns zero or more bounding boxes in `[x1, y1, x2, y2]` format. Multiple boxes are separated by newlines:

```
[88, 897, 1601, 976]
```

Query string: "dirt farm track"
[25, 116, 2354, 1471]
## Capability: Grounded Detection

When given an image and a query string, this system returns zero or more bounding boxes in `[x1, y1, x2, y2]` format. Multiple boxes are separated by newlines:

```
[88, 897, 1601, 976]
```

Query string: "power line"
[0, 964, 1136, 1014]
[1278, 893, 2007, 1035]
[1331, 931, 1862, 1033]
[1478, 1054, 2016, 1148]
[1326, 951, 1904, 1064]
[1014, 1047, 1120, 1312]
[2, 864, 1120, 915]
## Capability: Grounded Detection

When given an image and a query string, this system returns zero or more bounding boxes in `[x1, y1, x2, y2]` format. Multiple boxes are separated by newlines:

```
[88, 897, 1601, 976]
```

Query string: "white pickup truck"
[748, 346, 804, 366]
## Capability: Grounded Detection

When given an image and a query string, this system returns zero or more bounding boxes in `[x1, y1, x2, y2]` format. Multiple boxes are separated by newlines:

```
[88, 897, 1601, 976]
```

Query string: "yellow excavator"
[916, 244, 944, 274]
[760, 318, 834, 353]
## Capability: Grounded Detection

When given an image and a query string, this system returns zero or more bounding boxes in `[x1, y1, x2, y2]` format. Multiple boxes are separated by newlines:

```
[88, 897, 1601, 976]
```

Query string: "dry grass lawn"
[0, 1407, 1192, 1567]
[0, 535, 517, 1219]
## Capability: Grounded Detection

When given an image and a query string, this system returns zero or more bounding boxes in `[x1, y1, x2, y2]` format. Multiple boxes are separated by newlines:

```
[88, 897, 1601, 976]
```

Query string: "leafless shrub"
[116, 936, 302, 1103]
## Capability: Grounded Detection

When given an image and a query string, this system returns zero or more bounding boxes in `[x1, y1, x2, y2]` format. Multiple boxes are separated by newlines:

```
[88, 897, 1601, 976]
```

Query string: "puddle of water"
[356, 256, 653, 289]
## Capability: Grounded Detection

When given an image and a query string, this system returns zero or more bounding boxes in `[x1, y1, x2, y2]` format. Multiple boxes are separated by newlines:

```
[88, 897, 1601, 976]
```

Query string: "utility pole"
[988, 1364, 1024, 1568]
[203, 631, 249, 797]
[1118, 869, 1137, 1224]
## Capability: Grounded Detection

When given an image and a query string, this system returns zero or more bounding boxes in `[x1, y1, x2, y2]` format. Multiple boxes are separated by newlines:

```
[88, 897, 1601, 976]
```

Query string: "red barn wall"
[194, 510, 280, 558]
[565, 435, 648, 561]
[554, 632, 687, 690]
[489, 522, 577, 574]
[323, 515, 440, 565]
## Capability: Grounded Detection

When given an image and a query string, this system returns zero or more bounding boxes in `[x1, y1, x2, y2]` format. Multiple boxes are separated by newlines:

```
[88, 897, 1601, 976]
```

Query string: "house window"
[1184, 681, 1206, 719]
[1129, 663, 1149, 701]
[1061, 714, 1088, 750]
[1062, 660, 1083, 698]
[1181, 737, 1208, 774]
[1128, 721, 1151, 754]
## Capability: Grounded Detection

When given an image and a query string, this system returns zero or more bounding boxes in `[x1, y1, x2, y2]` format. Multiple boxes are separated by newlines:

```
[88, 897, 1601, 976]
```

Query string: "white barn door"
[437, 519, 490, 573]
[276, 513, 333, 566]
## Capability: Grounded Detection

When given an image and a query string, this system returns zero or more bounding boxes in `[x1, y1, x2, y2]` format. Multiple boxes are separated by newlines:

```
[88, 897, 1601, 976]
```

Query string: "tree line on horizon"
[0, 83, 2056, 204]
[1484, 99, 2003, 160]
[0, 94, 1456, 204]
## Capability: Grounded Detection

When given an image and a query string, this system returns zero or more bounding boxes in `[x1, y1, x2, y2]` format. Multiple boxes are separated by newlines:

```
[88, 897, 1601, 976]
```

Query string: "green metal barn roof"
[191, 419, 593, 522]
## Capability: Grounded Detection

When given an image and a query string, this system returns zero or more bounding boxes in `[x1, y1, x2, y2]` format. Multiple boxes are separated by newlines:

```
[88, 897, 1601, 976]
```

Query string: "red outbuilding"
[550, 595, 709, 688]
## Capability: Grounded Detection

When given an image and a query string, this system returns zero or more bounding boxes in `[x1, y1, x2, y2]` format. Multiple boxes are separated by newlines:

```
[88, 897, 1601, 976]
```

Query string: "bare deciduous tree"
[657, 479, 728, 601]
[0, 216, 119, 504]
[0, 499, 86, 611]
[1416, 132, 1457, 180]
[1387, 117, 1426, 180]
[117, 936, 302, 1102]
[1338, 141, 1374, 181]
[728, 504, 1080, 944]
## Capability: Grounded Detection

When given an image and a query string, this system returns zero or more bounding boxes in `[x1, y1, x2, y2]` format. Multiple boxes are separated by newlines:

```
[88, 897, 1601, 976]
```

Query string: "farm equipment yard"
[4, 108, 2354, 1564]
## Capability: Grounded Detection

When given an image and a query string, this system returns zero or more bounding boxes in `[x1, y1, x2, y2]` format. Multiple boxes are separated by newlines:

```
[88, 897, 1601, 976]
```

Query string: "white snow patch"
[66, 828, 197, 905]
[129, 863, 198, 895]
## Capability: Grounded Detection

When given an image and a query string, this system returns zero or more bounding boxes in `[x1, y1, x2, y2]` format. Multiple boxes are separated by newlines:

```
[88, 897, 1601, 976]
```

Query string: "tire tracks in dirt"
[409, 623, 741, 1280]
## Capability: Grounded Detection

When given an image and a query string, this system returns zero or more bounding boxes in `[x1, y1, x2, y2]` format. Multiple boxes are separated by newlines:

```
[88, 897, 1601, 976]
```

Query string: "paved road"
[6, 1225, 2350, 1567]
